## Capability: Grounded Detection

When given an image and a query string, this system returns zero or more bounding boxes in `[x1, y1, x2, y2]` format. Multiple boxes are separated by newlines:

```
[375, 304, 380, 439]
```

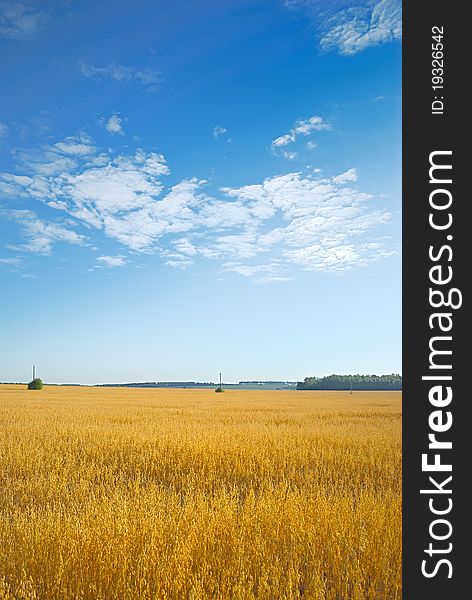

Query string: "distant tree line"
[239, 381, 297, 385]
[297, 374, 402, 390]
[97, 381, 298, 389]
[98, 382, 215, 388]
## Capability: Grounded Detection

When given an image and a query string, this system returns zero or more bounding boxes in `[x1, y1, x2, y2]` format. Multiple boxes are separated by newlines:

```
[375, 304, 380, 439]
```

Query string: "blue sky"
[0, 0, 401, 384]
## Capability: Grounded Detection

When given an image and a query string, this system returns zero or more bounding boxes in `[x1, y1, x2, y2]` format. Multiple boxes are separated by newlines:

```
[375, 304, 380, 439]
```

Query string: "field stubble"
[0, 385, 401, 599]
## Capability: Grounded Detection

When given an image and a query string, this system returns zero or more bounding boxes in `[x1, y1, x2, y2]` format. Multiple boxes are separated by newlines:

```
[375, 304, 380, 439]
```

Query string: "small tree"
[27, 378, 43, 390]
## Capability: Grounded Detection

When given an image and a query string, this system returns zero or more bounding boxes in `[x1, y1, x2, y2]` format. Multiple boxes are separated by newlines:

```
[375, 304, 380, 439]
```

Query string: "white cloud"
[0, 2, 48, 39]
[271, 115, 330, 158]
[321, 0, 401, 55]
[293, 116, 329, 135]
[0, 257, 21, 266]
[218, 171, 392, 272]
[272, 133, 295, 147]
[225, 262, 275, 277]
[8, 134, 95, 179]
[164, 258, 193, 269]
[173, 239, 198, 256]
[0, 122, 8, 139]
[79, 62, 160, 92]
[54, 134, 95, 155]
[105, 115, 124, 135]
[213, 125, 227, 140]
[223, 262, 293, 283]
[286, 0, 401, 56]
[332, 168, 358, 184]
[96, 255, 126, 267]
[0, 134, 396, 277]
[5, 210, 86, 254]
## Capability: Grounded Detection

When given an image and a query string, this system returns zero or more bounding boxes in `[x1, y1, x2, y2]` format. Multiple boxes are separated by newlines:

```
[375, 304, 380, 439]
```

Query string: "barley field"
[0, 385, 401, 600]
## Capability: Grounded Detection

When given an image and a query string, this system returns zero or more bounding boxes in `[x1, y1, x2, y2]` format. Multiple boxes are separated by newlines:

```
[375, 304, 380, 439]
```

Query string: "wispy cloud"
[96, 255, 127, 267]
[224, 262, 293, 284]
[0, 123, 8, 139]
[218, 170, 393, 273]
[5, 210, 86, 255]
[332, 168, 358, 184]
[0, 257, 22, 266]
[0, 1, 49, 39]
[105, 115, 124, 135]
[1, 134, 95, 196]
[212, 125, 227, 140]
[79, 62, 160, 92]
[271, 115, 329, 158]
[321, 0, 401, 55]
[0, 134, 395, 277]
[53, 134, 96, 156]
[285, 0, 401, 56]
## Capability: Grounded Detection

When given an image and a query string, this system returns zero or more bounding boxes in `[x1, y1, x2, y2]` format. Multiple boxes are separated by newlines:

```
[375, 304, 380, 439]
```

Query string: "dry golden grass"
[0, 384, 401, 599]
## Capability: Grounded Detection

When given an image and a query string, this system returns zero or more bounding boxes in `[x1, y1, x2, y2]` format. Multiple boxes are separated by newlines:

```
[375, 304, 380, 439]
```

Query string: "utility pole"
[215, 372, 223, 392]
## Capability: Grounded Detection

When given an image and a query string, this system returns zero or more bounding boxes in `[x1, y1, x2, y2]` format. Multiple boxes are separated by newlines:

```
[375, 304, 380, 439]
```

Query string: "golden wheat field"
[0, 384, 401, 600]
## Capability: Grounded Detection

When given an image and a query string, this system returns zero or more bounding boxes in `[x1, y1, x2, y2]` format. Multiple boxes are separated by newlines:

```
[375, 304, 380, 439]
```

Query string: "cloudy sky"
[0, 0, 401, 384]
